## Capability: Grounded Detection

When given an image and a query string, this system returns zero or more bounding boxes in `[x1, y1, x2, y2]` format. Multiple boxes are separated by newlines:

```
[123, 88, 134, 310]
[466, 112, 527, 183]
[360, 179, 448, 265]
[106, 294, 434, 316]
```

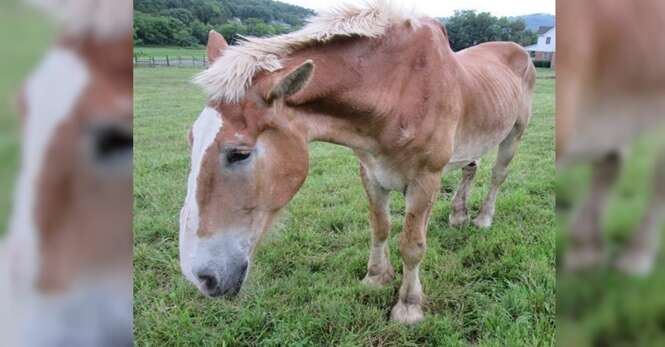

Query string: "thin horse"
[180, 1, 534, 324]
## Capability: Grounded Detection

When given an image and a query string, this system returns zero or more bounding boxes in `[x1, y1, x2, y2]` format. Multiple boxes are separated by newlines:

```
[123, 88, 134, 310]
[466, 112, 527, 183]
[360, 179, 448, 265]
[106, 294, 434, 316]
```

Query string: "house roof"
[537, 26, 554, 35]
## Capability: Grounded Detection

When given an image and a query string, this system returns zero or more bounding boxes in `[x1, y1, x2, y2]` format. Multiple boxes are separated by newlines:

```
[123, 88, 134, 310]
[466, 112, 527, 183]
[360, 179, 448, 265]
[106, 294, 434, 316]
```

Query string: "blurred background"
[0, 0, 51, 233]
[1, 0, 133, 345]
[556, 0, 665, 345]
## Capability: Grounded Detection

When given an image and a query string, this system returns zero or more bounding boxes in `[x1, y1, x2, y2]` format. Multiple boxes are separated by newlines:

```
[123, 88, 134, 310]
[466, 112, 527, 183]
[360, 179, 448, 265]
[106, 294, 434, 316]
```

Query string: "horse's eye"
[86, 123, 132, 176]
[226, 149, 251, 164]
[93, 126, 132, 160]
[89, 124, 132, 163]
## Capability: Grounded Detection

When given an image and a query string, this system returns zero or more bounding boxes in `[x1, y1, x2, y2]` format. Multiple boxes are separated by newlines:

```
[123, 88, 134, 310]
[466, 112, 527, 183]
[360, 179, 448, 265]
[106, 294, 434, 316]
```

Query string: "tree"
[190, 20, 212, 45]
[133, 0, 315, 47]
[217, 21, 248, 44]
[190, 0, 229, 25]
[159, 8, 194, 26]
[134, 12, 197, 46]
[244, 18, 275, 37]
[444, 10, 538, 51]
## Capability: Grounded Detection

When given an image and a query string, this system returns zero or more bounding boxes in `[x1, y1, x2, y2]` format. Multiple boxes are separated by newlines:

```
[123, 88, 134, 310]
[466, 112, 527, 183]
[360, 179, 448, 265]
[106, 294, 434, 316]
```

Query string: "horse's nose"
[193, 260, 249, 297]
[195, 270, 220, 295]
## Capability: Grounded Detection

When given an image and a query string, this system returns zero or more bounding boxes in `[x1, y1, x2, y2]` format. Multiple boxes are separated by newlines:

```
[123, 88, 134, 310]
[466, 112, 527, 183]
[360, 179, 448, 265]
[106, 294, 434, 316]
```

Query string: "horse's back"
[448, 42, 534, 164]
[458, 42, 535, 92]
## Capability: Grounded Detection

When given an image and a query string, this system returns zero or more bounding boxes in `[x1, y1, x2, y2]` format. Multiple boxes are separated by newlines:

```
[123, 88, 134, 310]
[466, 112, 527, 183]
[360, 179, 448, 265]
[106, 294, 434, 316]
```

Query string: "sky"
[278, 0, 555, 18]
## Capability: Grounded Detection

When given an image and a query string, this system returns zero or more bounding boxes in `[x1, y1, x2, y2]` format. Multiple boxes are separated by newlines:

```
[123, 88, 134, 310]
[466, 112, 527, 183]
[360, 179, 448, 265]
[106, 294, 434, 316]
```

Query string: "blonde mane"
[193, 0, 421, 103]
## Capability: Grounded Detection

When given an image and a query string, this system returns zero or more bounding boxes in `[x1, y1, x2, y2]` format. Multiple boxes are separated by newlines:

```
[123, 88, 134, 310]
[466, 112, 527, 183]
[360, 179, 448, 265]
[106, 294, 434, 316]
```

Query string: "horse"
[0, 0, 133, 345]
[180, 1, 534, 324]
[558, 0, 665, 275]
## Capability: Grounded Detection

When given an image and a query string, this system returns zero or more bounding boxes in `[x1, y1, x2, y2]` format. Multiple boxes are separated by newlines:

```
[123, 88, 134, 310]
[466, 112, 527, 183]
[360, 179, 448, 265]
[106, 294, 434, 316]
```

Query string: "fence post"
[166, 55, 170, 67]
[150, 56, 155, 67]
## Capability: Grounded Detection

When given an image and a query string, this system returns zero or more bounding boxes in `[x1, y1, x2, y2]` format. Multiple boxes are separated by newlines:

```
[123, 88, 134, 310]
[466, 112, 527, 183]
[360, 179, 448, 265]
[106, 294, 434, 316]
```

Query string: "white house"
[525, 26, 556, 66]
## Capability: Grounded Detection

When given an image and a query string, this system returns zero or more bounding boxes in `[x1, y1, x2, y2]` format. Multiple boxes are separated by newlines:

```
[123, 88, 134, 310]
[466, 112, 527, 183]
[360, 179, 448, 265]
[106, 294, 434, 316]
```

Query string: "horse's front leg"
[391, 173, 439, 324]
[359, 164, 394, 287]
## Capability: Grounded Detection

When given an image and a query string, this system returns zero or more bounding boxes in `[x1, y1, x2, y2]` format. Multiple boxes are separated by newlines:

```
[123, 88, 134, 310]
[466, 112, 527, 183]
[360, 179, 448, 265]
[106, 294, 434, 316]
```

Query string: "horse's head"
[4, 33, 132, 345]
[180, 31, 315, 297]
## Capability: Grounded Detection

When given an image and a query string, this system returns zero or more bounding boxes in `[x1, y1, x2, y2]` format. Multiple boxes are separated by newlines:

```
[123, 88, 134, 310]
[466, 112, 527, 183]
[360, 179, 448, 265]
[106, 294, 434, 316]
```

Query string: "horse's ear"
[268, 60, 314, 102]
[207, 30, 228, 64]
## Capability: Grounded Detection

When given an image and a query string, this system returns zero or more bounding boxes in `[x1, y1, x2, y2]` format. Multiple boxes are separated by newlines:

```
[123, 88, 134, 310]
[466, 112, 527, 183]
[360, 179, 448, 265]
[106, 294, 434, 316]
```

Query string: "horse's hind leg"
[564, 152, 622, 271]
[615, 149, 665, 275]
[474, 122, 526, 228]
[449, 161, 479, 226]
[359, 164, 394, 287]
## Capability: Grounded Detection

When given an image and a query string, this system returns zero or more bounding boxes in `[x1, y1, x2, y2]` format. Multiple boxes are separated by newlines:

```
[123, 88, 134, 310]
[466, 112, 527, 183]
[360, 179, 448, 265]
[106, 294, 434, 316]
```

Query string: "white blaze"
[179, 107, 223, 284]
[1, 48, 89, 344]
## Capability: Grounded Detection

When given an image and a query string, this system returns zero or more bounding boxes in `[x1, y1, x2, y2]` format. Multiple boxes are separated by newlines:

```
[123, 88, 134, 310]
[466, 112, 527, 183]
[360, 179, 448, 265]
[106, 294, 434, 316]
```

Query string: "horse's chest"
[362, 155, 406, 192]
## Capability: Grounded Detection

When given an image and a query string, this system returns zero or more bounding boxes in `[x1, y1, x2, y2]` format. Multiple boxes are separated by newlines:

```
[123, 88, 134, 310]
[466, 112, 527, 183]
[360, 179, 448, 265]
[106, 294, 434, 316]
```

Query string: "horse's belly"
[449, 124, 513, 163]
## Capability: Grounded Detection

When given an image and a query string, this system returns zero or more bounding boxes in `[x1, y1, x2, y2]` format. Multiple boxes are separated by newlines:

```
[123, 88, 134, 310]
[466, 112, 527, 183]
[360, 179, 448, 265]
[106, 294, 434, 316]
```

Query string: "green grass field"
[557, 134, 665, 346]
[134, 66, 555, 346]
[134, 46, 206, 58]
[0, 1, 51, 233]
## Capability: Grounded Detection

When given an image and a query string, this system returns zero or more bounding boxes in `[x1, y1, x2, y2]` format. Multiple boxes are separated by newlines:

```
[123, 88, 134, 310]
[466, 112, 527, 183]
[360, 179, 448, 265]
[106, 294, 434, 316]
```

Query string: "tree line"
[133, 0, 314, 46]
[133, 1, 538, 51]
[445, 10, 538, 51]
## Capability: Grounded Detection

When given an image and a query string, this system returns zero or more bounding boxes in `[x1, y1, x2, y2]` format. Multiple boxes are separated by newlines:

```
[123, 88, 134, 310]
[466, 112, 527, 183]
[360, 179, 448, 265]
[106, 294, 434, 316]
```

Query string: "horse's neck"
[292, 108, 382, 152]
[286, 35, 460, 154]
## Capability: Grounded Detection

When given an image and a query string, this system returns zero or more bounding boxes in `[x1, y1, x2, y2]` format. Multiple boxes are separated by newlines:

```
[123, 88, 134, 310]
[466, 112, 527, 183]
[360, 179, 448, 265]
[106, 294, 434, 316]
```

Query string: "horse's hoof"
[563, 246, 605, 272]
[362, 266, 394, 287]
[614, 248, 656, 276]
[472, 215, 492, 229]
[449, 212, 469, 227]
[390, 301, 424, 325]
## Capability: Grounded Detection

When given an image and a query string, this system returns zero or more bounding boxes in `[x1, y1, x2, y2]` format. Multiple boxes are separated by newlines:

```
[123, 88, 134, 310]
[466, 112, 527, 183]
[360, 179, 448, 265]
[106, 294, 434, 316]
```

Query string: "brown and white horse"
[180, 1, 534, 324]
[0, 0, 132, 345]
[558, 0, 665, 275]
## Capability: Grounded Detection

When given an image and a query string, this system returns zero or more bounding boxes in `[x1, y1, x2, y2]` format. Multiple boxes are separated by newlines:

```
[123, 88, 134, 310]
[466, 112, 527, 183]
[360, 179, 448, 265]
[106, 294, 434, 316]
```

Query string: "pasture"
[134, 67, 555, 345]
[0, 1, 50, 233]
[134, 46, 206, 58]
[557, 134, 665, 346]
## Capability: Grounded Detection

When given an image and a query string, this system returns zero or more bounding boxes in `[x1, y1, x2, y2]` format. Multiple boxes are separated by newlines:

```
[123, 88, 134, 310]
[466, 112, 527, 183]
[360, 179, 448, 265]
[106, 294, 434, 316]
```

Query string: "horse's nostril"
[196, 272, 218, 291]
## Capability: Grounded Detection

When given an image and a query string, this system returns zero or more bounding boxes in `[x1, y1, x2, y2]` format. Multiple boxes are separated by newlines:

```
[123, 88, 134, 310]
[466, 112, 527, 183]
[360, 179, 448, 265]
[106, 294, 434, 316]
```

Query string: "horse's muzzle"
[195, 260, 248, 298]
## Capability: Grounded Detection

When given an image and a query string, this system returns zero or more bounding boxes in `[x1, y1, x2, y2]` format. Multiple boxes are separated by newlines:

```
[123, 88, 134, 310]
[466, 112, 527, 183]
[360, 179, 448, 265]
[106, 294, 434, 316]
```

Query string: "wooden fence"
[134, 55, 209, 68]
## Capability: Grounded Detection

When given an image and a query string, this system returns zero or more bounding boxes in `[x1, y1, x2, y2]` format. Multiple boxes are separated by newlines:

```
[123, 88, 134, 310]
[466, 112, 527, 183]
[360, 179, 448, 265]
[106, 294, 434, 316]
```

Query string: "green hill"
[134, 0, 315, 47]
[514, 13, 555, 31]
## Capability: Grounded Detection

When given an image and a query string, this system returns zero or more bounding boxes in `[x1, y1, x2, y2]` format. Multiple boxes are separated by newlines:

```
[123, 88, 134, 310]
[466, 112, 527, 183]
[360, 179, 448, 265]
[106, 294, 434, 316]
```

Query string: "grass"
[0, 1, 51, 233]
[134, 46, 206, 59]
[133, 66, 555, 346]
[556, 134, 665, 346]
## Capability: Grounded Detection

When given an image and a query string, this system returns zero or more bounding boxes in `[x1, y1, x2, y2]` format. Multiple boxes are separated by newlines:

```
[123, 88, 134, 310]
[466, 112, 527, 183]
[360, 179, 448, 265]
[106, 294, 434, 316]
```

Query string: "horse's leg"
[449, 161, 479, 226]
[564, 152, 622, 271]
[391, 173, 439, 324]
[359, 164, 394, 287]
[615, 149, 665, 275]
[474, 122, 526, 228]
